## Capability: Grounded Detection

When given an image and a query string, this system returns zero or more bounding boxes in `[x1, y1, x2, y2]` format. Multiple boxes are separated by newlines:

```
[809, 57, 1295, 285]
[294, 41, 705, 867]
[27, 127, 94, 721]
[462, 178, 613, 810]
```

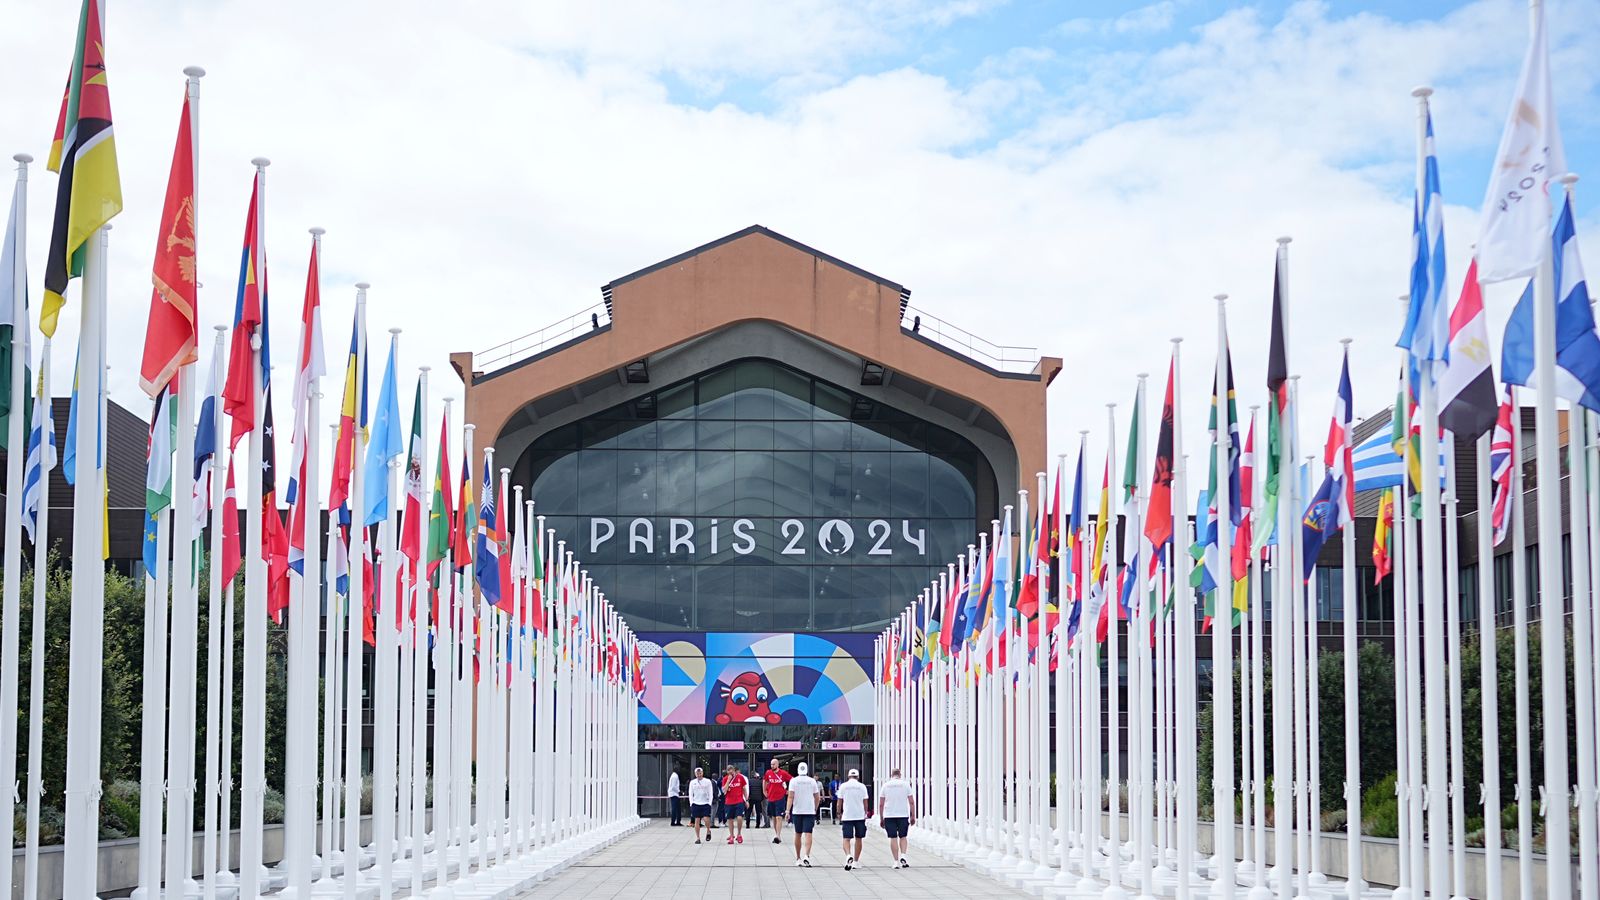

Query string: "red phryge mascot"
[715, 671, 782, 724]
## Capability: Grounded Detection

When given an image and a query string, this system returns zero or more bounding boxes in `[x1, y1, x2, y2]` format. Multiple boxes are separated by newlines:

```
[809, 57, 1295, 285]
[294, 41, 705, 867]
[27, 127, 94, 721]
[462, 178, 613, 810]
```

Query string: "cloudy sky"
[2, 0, 1598, 499]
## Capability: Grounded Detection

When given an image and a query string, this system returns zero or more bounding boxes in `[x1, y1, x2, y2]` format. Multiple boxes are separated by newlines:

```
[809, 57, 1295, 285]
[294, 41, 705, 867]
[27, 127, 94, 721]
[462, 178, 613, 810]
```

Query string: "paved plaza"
[514, 819, 1031, 899]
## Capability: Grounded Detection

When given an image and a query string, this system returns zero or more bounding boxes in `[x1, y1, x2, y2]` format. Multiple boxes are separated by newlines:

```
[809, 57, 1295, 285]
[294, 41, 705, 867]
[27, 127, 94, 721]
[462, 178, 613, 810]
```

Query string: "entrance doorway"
[637, 748, 872, 819]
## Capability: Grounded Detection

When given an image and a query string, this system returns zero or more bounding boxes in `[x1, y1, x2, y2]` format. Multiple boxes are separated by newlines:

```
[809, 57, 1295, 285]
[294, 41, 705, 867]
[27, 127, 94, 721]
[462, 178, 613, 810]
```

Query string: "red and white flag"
[287, 236, 325, 574]
[1439, 257, 1498, 439]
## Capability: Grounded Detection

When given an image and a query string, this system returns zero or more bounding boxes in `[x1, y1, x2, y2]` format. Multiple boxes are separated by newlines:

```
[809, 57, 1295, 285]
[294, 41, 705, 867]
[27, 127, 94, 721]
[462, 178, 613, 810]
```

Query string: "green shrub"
[1360, 772, 1399, 838]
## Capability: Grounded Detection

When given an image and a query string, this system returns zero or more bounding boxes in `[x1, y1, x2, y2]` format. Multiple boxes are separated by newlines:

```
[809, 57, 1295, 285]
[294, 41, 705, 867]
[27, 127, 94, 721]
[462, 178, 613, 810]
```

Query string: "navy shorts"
[883, 817, 909, 838]
[790, 813, 816, 834]
[841, 820, 867, 839]
[725, 802, 746, 819]
[689, 804, 712, 819]
[766, 798, 787, 817]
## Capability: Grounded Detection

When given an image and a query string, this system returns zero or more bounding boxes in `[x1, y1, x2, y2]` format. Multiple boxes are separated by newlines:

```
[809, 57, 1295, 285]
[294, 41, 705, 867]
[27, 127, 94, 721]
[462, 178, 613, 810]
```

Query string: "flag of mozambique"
[43, 0, 122, 338]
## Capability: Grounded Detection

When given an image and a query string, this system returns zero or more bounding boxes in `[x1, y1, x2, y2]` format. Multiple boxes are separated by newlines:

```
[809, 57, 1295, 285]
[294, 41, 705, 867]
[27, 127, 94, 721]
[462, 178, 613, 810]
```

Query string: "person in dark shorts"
[877, 766, 916, 868]
[835, 768, 870, 870]
[762, 758, 793, 844]
[687, 767, 715, 844]
[721, 765, 749, 844]
[786, 762, 821, 867]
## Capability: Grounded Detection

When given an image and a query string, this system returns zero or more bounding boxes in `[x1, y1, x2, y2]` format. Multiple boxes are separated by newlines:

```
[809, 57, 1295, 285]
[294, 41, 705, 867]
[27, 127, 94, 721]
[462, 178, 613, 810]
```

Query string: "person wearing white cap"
[785, 762, 821, 866]
[877, 766, 915, 868]
[687, 767, 715, 845]
[835, 768, 870, 870]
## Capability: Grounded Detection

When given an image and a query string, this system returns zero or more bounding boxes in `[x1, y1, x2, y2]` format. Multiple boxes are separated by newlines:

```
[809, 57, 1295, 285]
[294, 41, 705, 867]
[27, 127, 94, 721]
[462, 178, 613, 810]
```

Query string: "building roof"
[602, 225, 905, 294]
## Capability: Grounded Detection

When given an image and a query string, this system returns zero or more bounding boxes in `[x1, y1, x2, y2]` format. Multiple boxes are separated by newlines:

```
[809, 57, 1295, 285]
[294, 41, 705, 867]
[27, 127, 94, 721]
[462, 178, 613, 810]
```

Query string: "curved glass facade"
[519, 359, 995, 632]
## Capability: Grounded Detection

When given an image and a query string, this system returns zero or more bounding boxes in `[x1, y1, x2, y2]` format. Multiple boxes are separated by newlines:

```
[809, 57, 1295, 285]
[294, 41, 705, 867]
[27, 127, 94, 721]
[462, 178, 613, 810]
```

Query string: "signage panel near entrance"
[821, 741, 861, 750]
[644, 740, 684, 750]
[705, 740, 745, 750]
[761, 741, 802, 751]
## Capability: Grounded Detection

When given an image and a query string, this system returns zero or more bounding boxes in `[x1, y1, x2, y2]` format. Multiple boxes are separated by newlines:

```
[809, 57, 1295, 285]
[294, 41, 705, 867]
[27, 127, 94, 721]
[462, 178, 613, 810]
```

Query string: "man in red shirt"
[721, 765, 749, 845]
[762, 759, 793, 844]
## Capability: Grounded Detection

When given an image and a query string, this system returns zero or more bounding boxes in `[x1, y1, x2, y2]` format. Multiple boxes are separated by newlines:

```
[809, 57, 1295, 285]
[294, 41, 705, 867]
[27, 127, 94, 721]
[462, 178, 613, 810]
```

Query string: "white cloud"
[0, 0, 1596, 516]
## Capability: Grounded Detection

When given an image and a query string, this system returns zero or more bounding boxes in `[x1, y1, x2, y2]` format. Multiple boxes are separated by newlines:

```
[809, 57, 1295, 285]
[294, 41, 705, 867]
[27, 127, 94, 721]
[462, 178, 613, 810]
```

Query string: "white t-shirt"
[787, 775, 821, 815]
[836, 779, 869, 821]
[688, 777, 714, 805]
[667, 772, 681, 797]
[879, 777, 913, 818]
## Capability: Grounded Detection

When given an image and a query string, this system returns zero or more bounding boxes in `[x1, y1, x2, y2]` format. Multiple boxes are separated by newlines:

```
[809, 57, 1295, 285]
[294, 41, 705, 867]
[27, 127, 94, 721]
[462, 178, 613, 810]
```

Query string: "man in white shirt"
[667, 769, 683, 826]
[687, 767, 715, 845]
[876, 767, 916, 868]
[835, 768, 870, 870]
[785, 762, 822, 867]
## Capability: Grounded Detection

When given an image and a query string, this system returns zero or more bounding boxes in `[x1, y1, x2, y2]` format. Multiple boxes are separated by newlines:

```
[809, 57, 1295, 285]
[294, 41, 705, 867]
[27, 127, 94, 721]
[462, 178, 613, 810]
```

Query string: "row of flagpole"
[872, 4, 1597, 900]
[0, 3, 647, 897]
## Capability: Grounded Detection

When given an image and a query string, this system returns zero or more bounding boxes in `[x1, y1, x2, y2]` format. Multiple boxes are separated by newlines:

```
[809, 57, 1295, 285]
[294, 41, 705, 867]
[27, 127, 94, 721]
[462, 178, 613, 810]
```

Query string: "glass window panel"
[771, 567, 812, 631]
[732, 452, 775, 517]
[734, 362, 777, 420]
[529, 452, 579, 515]
[849, 422, 892, 452]
[658, 382, 695, 419]
[582, 419, 631, 449]
[929, 453, 978, 519]
[615, 420, 657, 450]
[578, 451, 617, 516]
[655, 450, 697, 511]
[530, 422, 579, 451]
[812, 420, 849, 451]
[694, 565, 737, 629]
[813, 382, 851, 421]
[697, 419, 735, 451]
[697, 368, 739, 419]
[735, 567, 775, 631]
[616, 450, 656, 516]
[772, 452, 812, 518]
[774, 421, 810, 451]
[658, 419, 696, 450]
[772, 367, 811, 420]
[812, 452, 853, 517]
[812, 566, 854, 631]
[891, 452, 930, 512]
[852, 452, 893, 518]
[733, 420, 776, 451]
[611, 564, 657, 623]
[697, 454, 738, 518]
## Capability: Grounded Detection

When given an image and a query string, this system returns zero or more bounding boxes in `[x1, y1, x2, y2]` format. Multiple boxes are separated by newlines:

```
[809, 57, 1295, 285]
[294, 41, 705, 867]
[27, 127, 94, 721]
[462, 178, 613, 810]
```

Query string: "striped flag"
[286, 236, 325, 575]
[1, 179, 31, 452]
[1489, 392, 1515, 547]
[399, 382, 424, 567]
[1438, 257, 1498, 438]
[143, 386, 175, 573]
[21, 372, 56, 544]
[1502, 194, 1600, 410]
[1372, 488, 1395, 584]
[192, 350, 219, 533]
[328, 310, 366, 511]
[362, 335, 402, 527]
[41, 0, 122, 338]
[1399, 106, 1448, 374]
[475, 457, 502, 605]
[220, 461, 241, 584]
[222, 175, 268, 449]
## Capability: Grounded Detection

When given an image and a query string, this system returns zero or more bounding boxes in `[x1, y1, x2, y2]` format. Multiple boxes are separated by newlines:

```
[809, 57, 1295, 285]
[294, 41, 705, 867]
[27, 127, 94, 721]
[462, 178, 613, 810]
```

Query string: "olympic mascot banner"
[635, 632, 876, 725]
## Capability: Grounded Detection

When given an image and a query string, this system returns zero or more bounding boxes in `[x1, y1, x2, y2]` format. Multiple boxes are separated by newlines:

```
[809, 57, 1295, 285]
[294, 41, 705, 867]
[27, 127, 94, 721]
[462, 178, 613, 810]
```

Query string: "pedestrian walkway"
[513, 819, 1033, 899]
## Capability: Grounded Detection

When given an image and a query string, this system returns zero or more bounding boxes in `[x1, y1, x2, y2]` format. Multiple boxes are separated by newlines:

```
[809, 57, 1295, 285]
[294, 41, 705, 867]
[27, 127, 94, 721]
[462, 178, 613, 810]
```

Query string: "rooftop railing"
[476, 301, 611, 373]
[900, 303, 1040, 375]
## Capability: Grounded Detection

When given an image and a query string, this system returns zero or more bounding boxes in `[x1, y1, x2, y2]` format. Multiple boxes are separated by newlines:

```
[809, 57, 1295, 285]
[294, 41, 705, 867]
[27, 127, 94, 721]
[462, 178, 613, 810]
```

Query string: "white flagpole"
[1339, 345, 1364, 900]
[220, 568, 238, 889]
[1399, 366, 1425, 895]
[376, 332, 404, 899]
[319, 420, 344, 889]
[431, 398, 454, 891]
[1169, 337, 1196, 900]
[409, 366, 431, 894]
[62, 221, 110, 900]
[21, 336, 53, 900]
[1213, 297, 1236, 900]
[1269, 240, 1293, 900]
[1036, 471, 1053, 881]
[1474, 432, 1503, 900]
[0, 153, 31, 900]
[341, 284, 368, 900]
[1130, 378, 1155, 900]
[1054, 457, 1073, 887]
[137, 418, 173, 898]
[1104, 405, 1126, 899]
[1289, 390, 1310, 898]
[239, 158, 272, 899]
[1444, 428, 1471, 900]
[1247, 406, 1269, 900]
[1505, 387, 1533, 899]
[1555, 173, 1600, 900]
[202, 323, 227, 899]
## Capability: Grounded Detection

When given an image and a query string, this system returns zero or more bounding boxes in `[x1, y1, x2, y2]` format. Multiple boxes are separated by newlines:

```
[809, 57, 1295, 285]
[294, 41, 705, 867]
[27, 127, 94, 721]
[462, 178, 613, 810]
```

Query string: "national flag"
[1064, 442, 1086, 640]
[330, 514, 350, 597]
[453, 447, 474, 571]
[476, 458, 502, 605]
[1476, 0, 1566, 285]
[1, 178, 32, 451]
[1352, 427, 1442, 494]
[400, 382, 425, 566]
[362, 335, 403, 527]
[192, 350, 219, 534]
[286, 236, 325, 576]
[328, 310, 366, 511]
[262, 399, 291, 622]
[1083, 458, 1111, 636]
[944, 554, 969, 653]
[1372, 488, 1395, 584]
[991, 509, 1013, 638]
[220, 461, 241, 584]
[1502, 194, 1600, 410]
[1399, 107, 1449, 374]
[62, 352, 79, 484]
[426, 408, 454, 584]
[222, 175, 268, 448]
[41, 0, 123, 338]
[1489, 391, 1515, 546]
[139, 93, 198, 397]
[1016, 497, 1044, 620]
[1230, 415, 1255, 585]
[143, 386, 175, 573]
[21, 371, 56, 544]
[494, 474, 513, 611]
[1439, 258, 1498, 438]
[1255, 260, 1289, 555]
[631, 642, 644, 697]
[1325, 349, 1356, 524]
[1145, 357, 1175, 550]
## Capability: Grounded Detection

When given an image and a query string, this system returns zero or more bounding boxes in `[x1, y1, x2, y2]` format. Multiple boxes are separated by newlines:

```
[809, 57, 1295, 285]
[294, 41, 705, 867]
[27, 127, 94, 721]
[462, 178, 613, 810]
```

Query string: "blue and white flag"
[192, 354, 219, 533]
[1502, 194, 1600, 411]
[1399, 108, 1449, 374]
[1351, 429, 1444, 494]
[21, 375, 55, 544]
[361, 335, 403, 526]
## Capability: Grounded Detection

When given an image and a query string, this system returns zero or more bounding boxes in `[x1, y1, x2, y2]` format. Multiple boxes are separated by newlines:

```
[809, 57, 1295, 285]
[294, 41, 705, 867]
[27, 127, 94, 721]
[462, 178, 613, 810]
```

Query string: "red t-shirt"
[722, 774, 747, 805]
[763, 768, 792, 802]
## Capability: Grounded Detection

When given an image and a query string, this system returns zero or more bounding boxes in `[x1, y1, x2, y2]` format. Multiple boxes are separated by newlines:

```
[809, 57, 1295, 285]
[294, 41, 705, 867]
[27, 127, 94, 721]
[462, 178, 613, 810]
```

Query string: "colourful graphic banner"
[636, 632, 875, 726]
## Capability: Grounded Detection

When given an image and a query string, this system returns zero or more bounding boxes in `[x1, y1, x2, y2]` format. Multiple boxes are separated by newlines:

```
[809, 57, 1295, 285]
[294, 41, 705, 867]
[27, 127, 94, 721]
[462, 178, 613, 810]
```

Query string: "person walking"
[786, 762, 822, 867]
[762, 759, 792, 844]
[836, 768, 870, 870]
[687, 767, 715, 845]
[667, 768, 683, 826]
[721, 765, 749, 844]
[828, 774, 841, 823]
[877, 766, 916, 868]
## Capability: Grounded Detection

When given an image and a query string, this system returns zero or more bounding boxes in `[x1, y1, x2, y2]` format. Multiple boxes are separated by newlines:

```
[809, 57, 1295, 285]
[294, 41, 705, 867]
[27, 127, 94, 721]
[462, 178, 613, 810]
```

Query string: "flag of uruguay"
[1502, 194, 1600, 411]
